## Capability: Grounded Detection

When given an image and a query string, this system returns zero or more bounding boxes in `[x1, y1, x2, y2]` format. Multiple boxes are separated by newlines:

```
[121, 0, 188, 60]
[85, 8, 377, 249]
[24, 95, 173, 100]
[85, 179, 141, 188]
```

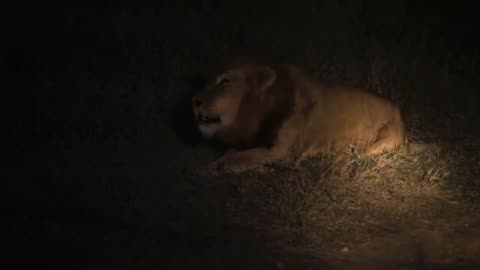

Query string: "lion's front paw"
[194, 160, 226, 177]
[220, 153, 259, 174]
[194, 150, 263, 176]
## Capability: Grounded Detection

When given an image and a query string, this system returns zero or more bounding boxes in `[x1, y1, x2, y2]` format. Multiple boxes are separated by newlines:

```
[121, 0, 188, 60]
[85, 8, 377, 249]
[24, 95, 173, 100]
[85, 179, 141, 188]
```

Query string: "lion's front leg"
[210, 148, 282, 175]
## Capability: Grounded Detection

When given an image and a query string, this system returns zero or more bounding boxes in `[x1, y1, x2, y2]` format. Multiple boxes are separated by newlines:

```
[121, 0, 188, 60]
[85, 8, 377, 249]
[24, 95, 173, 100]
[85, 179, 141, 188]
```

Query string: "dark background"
[4, 1, 480, 269]
[6, 1, 480, 148]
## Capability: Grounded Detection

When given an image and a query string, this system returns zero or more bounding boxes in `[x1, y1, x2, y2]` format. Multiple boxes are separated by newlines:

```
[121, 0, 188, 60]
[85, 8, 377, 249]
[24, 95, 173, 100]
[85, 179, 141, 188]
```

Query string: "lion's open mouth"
[197, 114, 221, 124]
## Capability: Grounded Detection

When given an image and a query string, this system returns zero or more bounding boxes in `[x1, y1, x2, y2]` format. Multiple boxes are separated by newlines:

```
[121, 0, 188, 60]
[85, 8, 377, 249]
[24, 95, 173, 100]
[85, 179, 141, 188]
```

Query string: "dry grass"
[211, 140, 480, 268]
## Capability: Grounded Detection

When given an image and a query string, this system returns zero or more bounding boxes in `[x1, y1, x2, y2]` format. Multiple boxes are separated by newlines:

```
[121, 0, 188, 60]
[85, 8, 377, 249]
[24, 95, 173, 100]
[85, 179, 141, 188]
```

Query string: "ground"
[7, 130, 480, 269]
[6, 2, 480, 270]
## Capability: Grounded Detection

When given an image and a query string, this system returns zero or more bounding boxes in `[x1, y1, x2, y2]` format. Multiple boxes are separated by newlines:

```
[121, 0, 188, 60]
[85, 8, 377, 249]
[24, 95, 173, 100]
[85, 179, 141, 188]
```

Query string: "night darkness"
[5, 1, 480, 269]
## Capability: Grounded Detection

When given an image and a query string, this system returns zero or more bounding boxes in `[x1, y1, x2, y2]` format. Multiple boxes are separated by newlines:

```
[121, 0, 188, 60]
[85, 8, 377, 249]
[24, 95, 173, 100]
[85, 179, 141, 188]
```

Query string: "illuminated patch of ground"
[212, 142, 480, 269]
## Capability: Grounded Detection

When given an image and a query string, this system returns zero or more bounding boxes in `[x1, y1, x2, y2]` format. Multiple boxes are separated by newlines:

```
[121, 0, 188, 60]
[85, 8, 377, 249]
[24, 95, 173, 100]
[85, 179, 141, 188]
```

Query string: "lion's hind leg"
[366, 119, 406, 155]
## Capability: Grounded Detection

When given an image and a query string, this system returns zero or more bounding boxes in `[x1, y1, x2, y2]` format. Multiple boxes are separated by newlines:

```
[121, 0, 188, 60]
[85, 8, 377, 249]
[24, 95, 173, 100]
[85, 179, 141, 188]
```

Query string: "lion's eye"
[217, 78, 230, 87]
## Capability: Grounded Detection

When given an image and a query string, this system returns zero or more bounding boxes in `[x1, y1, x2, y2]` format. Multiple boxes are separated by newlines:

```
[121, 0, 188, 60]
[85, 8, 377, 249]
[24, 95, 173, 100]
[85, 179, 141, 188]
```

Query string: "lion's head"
[192, 61, 291, 148]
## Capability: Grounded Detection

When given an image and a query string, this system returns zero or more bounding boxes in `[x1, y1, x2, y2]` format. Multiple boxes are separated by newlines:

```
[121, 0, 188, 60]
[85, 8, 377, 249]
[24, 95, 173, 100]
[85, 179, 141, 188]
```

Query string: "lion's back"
[298, 84, 405, 153]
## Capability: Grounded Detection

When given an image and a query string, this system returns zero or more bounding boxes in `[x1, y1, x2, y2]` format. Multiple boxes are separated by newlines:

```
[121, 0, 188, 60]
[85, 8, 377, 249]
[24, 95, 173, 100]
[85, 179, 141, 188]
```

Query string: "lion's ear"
[252, 66, 277, 95]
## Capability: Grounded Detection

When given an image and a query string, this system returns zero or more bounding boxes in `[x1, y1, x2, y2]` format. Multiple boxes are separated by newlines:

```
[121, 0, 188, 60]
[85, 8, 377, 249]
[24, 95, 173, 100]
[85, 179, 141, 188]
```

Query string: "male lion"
[192, 59, 408, 175]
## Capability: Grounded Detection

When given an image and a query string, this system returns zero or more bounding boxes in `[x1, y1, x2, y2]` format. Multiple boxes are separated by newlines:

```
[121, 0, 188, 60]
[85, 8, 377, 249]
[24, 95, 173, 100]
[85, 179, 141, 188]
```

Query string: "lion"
[192, 59, 413, 175]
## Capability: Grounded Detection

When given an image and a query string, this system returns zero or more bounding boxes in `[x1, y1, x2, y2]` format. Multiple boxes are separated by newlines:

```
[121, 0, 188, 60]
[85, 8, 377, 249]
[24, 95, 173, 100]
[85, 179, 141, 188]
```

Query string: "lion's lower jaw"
[198, 124, 218, 138]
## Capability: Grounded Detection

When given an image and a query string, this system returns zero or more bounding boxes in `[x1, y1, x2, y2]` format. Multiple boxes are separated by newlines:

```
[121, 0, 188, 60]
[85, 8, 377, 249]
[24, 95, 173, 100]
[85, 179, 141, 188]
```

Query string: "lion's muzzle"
[192, 96, 221, 124]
